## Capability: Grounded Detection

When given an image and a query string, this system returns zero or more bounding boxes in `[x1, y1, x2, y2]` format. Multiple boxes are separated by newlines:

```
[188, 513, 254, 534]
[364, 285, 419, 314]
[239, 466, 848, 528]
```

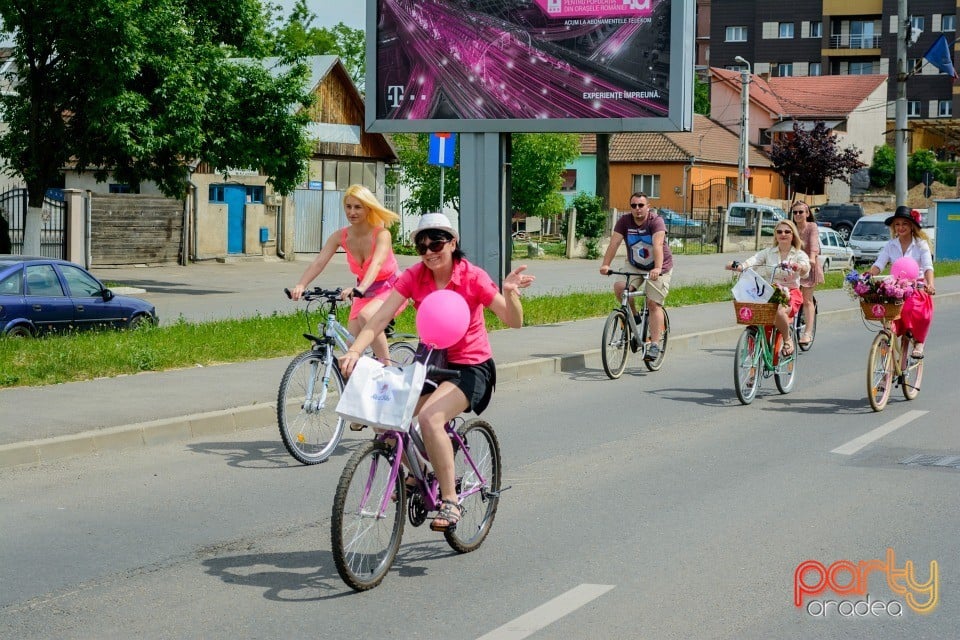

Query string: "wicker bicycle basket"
[859, 300, 902, 321]
[733, 301, 779, 326]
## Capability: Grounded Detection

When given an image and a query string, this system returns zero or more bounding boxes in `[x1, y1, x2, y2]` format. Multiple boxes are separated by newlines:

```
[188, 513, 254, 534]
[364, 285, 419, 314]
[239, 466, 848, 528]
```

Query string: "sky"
[305, 1, 365, 29]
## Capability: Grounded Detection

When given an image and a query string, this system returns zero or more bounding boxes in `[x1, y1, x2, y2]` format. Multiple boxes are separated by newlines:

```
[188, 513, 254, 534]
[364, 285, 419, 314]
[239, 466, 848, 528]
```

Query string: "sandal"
[781, 340, 795, 357]
[430, 499, 462, 532]
[911, 343, 925, 359]
[349, 422, 367, 432]
[798, 332, 813, 346]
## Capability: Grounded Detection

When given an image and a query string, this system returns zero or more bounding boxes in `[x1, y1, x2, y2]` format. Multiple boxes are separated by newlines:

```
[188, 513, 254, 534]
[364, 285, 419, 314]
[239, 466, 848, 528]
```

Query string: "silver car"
[817, 226, 855, 271]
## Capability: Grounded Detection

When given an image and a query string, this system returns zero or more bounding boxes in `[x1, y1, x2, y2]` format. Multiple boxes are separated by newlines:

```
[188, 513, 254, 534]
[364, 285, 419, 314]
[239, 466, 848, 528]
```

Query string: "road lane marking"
[476, 584, 615, 640]
[831, 410, 929, 455]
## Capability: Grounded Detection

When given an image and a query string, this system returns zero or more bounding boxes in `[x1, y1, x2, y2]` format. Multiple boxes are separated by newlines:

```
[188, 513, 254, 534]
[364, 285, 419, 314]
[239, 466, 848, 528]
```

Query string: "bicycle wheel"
[601, 310, 630, 379]
[643, 308, 670, 372]
[867, 332, 894, 412]
[388, 341, 417, 365]
[796, 297, 817, 352]
[733, 326, 761, 405]
[276, 350, 345, 465]
[901, 338, 924, 401]
[331, 441, 405, 591]
[775, 326, 799, 394]
[445, 419, 502, 553]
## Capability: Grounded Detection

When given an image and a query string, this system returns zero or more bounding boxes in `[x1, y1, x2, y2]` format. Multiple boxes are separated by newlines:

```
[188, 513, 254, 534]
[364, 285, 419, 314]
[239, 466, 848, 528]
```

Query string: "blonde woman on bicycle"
[726, 219, 810, 357]
[290, 184, 404, 364]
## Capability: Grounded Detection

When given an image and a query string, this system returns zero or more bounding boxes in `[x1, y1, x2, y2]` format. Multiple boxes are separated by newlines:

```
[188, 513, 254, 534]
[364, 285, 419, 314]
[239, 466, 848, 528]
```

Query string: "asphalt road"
[2, 304, 957, 639]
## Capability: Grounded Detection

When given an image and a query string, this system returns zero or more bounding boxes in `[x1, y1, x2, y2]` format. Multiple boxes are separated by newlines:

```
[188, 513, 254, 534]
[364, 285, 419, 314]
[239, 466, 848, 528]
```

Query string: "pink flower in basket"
[738, 306, 754, 322]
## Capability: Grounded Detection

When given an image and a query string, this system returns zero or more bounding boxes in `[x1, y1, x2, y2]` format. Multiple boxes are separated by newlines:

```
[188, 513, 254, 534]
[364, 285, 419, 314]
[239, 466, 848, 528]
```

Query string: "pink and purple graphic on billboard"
[375, 0, 669, 122]
[533, 0, 654, 19]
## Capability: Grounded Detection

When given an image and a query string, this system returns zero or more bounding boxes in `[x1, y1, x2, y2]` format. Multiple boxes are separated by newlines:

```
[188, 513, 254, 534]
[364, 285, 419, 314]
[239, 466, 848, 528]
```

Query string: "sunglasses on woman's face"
[791, 210, 806, 215]
[416, 239, 450, 255]
[775, 229, 793, 235]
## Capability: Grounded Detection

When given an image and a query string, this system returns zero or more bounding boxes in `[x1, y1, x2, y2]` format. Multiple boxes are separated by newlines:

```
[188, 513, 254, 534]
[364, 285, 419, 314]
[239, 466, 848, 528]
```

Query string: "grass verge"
[2, 263, 957, 388]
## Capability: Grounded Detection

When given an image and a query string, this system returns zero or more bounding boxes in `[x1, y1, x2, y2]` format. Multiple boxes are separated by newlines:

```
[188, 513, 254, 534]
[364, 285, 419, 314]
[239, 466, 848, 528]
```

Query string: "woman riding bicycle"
[290, 184, 404, 364]
[726, 219, 810, 357]
[339, 213, 535, 532]
[863, 206, 936, 359]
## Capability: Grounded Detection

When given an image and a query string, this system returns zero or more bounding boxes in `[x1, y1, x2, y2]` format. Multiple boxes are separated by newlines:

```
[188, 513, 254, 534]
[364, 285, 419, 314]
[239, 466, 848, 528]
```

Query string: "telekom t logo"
[386, 85, 404, 109]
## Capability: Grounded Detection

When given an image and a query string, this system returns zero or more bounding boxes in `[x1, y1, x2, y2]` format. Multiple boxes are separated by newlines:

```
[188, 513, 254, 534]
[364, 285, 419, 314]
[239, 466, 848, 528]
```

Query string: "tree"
[694, 74, 710, 116]
[768, 121, 865, 196]
[268, 0, 365, 89]
[869, 144, 895, 188]
[0, 0, 314, 255]
[907, 148, 939, 185]
[392, 133, 580, 222]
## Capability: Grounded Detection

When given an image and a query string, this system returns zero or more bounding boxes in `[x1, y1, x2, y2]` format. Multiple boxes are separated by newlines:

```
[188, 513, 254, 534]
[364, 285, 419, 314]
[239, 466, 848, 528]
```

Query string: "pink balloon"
[416, 290, 470, 349]
[890, 256, 920, 280]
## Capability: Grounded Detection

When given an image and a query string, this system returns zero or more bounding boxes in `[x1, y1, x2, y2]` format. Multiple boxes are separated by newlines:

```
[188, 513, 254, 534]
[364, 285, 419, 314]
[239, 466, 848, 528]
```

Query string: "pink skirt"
[893, 290, 934, 343]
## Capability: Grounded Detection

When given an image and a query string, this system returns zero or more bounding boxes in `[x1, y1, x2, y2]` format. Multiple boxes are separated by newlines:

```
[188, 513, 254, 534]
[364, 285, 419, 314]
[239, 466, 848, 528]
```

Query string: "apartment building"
[709, 0, 959, 153]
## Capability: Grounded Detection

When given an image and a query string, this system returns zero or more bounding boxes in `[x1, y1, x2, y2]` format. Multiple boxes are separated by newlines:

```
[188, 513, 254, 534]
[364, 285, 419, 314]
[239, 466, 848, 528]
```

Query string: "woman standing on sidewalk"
[791, 201, 823, 347]
[290, 184, 404, 364]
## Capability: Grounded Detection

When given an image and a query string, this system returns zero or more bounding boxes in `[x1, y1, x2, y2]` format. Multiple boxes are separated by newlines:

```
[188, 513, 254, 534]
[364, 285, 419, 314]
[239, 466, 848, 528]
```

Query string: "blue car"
[0, 255, 157, 337]
[656, 208, 702, 228]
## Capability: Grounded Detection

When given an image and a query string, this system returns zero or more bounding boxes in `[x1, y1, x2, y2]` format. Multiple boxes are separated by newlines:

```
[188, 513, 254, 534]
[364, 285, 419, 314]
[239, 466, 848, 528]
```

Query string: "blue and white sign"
[428, 132, 457, 167]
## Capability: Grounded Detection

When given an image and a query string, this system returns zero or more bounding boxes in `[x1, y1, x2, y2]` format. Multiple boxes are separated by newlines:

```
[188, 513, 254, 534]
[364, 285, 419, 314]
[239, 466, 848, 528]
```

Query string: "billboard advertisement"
[366, 0, 694, 133]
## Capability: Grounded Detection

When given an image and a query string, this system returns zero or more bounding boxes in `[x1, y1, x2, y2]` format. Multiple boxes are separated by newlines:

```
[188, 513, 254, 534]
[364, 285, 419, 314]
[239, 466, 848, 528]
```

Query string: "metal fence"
[0, 187, 66, 258]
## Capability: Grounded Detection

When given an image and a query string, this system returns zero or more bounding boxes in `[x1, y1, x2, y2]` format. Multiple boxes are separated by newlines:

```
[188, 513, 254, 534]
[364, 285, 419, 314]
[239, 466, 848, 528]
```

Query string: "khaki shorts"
[619, 261, 671, 305]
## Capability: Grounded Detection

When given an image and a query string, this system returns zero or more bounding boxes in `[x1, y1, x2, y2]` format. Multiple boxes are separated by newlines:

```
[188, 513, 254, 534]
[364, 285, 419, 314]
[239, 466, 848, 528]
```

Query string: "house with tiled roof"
[563, 115, 780, 218]
[710, 68, 887, 203]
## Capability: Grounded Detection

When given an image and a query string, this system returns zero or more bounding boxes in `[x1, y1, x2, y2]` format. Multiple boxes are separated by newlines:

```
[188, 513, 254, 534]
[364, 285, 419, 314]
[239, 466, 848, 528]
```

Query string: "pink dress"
[341, 228, 403, 320]
[799, 224, 824, 287]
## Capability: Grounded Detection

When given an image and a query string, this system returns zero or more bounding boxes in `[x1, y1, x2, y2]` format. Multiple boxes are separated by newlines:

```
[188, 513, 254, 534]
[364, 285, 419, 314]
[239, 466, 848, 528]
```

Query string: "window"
[809, 62, 822, 76]
[779, 23, 794, 39]
[810, 21, 822, 38]
[632, 174, 661, 198]
[25, 265, 64, 297]
[60, 265, 102, 297]
[944, 15, 956, 32]
[109, 184, 132, 194]
[939, 100, 953, 117]
[777, 63, 794, 77]
[0, 269, 22, 295]
[209, 185, 226, 202]
[245, 186, 264, 203]
[850, 20, 876, 48]
[911, 15, 925, 33]
[908, 101, 921, 117]
[758, 128, 772, 145]
[849, 61, 875, 75]
[561, 169, 577, 191]
[726, 26, 747, 42]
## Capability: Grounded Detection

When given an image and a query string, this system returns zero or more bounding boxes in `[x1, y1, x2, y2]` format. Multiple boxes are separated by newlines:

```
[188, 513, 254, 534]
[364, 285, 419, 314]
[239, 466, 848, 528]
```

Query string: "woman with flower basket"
[861, 206, 936, 359]
[725, 219, 811, 357]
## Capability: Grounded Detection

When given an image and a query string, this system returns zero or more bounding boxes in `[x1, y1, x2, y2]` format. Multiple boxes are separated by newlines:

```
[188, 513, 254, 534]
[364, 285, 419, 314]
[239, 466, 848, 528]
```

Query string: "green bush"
[560, 192, 607, 239]
[869, 144, 895, 188]
[908, 149, 938, 185]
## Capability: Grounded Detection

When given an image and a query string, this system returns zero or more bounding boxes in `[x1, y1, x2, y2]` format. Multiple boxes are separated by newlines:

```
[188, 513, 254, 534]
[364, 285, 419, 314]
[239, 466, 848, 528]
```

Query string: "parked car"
[0, 255, 157, 337]
[848, 213, 889, 267]
[813, 203, 863, 241]
[656, 208, 702, 228]
[725, 202, 787, 235]
[817, 226, 854, 272]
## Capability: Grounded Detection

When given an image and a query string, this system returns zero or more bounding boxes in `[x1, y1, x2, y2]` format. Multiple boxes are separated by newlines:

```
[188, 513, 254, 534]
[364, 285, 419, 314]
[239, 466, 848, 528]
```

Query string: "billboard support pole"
[459, 132, 510, 284]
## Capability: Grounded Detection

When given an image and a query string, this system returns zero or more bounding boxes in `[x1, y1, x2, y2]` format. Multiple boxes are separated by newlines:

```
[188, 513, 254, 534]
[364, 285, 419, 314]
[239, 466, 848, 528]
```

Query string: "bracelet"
[352, 288, 364, 299]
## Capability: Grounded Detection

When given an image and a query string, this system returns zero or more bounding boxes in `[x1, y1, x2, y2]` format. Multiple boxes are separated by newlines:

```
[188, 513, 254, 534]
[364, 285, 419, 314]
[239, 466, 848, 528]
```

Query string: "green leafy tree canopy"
[769, 121, 865, 195]
[869, 144, 895, 188]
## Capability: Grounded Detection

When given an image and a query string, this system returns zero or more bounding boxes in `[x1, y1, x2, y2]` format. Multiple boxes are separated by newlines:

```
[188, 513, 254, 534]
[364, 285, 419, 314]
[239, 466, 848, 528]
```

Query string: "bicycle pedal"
[484, 485, 512, 499]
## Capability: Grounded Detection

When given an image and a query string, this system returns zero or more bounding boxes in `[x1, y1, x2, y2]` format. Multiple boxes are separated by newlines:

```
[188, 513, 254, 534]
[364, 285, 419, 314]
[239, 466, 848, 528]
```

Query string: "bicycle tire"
[276, 350, 345, 465]
[733, 326, 760, 405]
[601, 310, 629, 379]
[774, 326, 799, 394]
[643, 308, 670, 372]
[388, 341, 417, 365]
[796, 297, 817, 352]
[867, 332, 894, 412]
[901, 338, 923, 401]
[331, 441, 405, 591]
[445, 419, 502, 553]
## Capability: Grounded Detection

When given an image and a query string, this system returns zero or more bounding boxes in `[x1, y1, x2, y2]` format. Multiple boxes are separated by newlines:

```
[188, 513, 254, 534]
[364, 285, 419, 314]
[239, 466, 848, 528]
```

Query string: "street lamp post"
[734, 56, 751, 203]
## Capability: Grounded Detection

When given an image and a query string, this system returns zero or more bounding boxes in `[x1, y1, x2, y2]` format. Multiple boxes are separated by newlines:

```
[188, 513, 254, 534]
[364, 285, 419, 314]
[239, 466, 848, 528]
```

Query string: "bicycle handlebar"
[284, 287, 344, 302]
[604, 269, 650, 278]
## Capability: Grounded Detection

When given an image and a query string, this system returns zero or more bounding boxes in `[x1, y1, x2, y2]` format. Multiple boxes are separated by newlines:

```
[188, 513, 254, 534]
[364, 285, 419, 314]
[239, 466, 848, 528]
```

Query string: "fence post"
[565, 207, 578, 258]
[63, 189, 86, 265]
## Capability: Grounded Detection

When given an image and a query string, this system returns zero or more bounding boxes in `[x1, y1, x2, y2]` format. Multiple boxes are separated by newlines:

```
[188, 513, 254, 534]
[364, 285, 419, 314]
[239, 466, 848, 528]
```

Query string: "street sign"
[923, 171, 934, 186]
[924, 186, 932, 198]
[428, 133, 457, 167]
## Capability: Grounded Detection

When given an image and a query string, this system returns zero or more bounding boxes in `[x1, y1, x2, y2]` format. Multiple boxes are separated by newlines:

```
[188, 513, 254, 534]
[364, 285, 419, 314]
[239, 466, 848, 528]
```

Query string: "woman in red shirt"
[339, 213, 534, 531]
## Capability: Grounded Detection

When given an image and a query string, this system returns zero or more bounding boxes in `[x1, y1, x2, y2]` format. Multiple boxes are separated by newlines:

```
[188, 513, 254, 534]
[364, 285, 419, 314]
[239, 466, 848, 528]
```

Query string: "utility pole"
[895, 0, 908, 207]
[734, 56, 751, 203]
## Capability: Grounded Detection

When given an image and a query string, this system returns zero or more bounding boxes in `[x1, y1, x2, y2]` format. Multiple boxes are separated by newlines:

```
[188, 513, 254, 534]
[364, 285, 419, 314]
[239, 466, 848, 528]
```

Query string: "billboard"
[366, 0, 694, 133]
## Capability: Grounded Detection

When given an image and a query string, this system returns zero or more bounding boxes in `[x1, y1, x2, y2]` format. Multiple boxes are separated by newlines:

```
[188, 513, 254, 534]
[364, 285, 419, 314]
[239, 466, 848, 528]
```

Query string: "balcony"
[828, 34, 882, 49]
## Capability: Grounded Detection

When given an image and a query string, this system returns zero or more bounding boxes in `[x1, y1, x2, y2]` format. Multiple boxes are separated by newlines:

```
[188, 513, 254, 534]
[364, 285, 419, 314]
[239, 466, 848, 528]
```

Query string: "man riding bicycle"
[599, 192, 672, 362]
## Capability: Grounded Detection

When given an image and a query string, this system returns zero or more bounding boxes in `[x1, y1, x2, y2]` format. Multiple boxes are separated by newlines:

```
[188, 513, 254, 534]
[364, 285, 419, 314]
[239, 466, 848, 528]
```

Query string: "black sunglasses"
[416, 239, 450, 255]
[630, 202, 647, 209]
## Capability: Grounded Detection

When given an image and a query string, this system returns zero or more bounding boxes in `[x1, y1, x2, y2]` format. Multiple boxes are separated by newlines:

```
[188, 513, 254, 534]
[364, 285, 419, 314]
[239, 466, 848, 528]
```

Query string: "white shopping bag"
[731, 268, 775, 303]
[335, 356, 426, 431]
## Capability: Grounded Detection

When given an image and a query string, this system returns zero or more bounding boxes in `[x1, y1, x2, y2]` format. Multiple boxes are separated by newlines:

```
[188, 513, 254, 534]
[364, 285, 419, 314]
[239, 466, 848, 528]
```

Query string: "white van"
[848, 213, 888, 266]
[726, 202, 787, 234]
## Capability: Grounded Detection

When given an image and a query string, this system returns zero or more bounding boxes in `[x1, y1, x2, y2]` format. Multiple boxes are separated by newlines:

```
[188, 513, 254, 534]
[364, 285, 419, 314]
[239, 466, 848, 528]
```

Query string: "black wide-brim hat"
[884, 205, 922, 227]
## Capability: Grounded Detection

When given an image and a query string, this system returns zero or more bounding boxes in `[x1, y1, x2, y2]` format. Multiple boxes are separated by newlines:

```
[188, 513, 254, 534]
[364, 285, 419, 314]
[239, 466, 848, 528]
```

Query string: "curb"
[2, 295, 955, 469]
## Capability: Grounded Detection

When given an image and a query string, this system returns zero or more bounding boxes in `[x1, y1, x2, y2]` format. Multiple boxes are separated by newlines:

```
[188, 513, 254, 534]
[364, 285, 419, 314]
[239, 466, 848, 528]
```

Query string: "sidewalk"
[1, 265, 957, 468]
